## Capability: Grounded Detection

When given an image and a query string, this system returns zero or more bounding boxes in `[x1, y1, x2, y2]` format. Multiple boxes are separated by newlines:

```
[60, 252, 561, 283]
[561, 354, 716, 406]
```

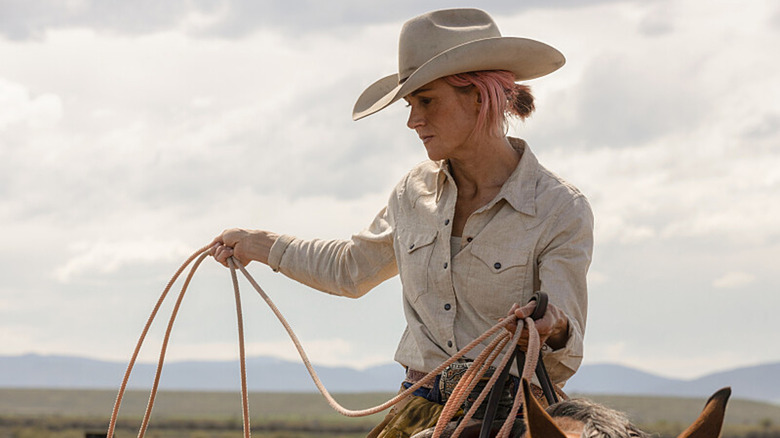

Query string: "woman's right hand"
[210, 228, 279, 267]
[505, 301, 570, 351]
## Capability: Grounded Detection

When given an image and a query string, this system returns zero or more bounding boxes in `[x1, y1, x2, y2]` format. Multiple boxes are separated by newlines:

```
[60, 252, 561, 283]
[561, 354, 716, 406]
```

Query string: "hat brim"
[352, 37, 565, 121]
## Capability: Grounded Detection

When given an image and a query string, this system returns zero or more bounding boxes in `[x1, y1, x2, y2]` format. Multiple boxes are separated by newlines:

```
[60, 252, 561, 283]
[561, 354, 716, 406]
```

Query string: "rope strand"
[106, 244, 212, 438]
[435, 332, 511, 437]
[229, 258, 252, 438]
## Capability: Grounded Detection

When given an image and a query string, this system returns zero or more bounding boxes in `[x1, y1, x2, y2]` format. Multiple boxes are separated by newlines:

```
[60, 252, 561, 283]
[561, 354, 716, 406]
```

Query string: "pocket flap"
[470, 243, 529, 273]
[399, 230, 437, 254]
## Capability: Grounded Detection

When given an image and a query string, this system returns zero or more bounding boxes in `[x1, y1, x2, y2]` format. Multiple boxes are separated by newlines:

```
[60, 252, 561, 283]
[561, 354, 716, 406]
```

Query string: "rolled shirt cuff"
[267, 234, 296, 272]
[542, 315, 584, 385]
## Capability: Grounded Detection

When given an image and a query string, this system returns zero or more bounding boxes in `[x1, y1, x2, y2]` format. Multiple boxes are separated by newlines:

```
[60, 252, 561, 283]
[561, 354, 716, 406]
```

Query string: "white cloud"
[0, 77, 62, 130]
[712, 271, 756, 289]
[586, 270, 609, 286]
[595, 214, 657, 245]
[54, 238, 193, 283]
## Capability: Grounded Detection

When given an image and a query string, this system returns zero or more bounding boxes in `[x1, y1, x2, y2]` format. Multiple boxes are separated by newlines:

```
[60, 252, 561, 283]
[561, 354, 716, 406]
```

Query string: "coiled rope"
[106, 245, 543, 438]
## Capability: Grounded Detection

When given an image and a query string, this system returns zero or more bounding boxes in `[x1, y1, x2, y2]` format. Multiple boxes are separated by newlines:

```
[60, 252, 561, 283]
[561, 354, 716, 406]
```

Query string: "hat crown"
[398, 9, 501, 83]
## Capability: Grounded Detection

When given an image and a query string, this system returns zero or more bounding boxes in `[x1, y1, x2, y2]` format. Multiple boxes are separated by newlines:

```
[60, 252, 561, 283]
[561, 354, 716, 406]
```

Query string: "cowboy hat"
[352, 8, 565, 121]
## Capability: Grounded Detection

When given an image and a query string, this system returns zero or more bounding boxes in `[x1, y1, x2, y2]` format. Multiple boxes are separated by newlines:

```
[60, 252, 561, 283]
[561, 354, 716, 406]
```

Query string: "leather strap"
[479, 292, 558, 438]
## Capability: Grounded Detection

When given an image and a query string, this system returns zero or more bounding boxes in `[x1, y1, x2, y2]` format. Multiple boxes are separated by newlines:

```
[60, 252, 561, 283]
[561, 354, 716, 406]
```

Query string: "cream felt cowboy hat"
[352, 8, 565, 121]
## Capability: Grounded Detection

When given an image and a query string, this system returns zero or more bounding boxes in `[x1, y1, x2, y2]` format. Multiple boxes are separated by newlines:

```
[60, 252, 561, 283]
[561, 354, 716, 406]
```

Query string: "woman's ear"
[472, 90, 483, 117]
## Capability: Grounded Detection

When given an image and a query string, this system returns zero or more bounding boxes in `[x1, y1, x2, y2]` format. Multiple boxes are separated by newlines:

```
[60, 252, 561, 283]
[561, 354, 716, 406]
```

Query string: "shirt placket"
[435, 176, 458, 353]
[453, 202, 500, 352]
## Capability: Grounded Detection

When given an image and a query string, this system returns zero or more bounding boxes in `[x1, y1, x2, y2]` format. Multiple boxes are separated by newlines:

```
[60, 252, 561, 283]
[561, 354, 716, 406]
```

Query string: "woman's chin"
[423, 146, 446, 161]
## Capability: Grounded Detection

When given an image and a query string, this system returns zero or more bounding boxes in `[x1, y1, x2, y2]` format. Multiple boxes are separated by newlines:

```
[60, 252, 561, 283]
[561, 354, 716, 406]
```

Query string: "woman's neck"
[448, 135, 520, 197]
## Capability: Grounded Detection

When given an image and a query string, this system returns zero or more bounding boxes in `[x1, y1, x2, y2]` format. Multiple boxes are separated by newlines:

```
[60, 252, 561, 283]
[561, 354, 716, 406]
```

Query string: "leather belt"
[405, 367, 435, 389]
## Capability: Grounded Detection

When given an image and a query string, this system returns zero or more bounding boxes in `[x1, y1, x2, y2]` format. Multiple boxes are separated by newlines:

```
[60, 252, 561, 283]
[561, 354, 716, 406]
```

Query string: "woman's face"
[404, 78, 480, 161]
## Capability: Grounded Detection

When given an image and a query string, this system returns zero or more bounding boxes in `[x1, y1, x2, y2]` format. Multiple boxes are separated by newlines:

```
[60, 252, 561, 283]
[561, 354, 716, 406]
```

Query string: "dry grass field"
[0, 388, 778, 438]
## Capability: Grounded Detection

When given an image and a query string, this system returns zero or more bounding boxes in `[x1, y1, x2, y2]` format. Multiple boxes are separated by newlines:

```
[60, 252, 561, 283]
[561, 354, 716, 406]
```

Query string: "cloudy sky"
[1, 0, 778, 383]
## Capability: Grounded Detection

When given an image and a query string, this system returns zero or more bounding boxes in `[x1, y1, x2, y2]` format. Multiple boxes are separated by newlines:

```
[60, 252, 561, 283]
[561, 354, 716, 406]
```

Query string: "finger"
[215, 246, 233, 263]
[211, 231, 229, 245]
[211, 246, 228, 267]
[220, 228, 245, 247]
[208, 241, 222, 256]
[514, 301, 536, 319]
[534, 311, 555, 336]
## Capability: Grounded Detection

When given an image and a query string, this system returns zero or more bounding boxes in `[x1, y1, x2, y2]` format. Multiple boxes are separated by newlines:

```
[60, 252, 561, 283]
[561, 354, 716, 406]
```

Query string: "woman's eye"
[405, 97, 431, 108]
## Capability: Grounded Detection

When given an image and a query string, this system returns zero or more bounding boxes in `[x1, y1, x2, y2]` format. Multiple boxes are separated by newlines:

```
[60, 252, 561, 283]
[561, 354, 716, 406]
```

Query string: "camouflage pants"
[366, 392, 445, 438]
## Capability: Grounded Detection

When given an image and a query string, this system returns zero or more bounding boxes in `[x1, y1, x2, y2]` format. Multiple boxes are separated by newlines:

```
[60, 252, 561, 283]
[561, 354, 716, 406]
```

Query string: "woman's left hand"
[506, 301, 570, 351]
[210, 228, 278, 268]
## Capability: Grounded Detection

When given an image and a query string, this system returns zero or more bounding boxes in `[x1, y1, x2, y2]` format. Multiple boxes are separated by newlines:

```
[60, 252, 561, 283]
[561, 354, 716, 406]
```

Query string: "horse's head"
[522, 379, 731, 438]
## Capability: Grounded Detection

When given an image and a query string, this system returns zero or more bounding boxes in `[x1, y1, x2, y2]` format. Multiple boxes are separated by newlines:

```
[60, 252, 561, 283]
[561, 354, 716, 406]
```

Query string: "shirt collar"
[434, 161, 449, 203]
[434, 137, 538, 216]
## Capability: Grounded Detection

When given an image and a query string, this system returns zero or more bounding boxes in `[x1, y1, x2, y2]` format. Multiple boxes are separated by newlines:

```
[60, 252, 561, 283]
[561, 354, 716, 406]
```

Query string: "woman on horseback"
[212, 8, 593, 437]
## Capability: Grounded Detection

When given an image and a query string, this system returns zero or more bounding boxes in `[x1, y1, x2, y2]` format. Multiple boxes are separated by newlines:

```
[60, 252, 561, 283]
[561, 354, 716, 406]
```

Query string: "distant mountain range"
[2, 354, 778, 404]
[565, 362, 780, 404]
[0, 354, 406, 393]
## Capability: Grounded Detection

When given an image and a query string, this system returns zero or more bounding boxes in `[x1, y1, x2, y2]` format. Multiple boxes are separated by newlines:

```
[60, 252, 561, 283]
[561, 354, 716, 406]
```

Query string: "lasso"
[106, 244, 544, 438]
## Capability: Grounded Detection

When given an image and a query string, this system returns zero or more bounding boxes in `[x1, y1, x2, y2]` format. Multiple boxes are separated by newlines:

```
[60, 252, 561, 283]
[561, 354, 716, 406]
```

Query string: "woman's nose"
[406, 106, 424, 130]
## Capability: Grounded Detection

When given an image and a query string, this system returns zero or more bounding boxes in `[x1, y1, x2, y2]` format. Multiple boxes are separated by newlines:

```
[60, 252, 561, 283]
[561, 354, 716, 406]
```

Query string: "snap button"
[466, 237, 473, 242]
[444, 303, 451, 311]
[494, 262, 502, 270]
[444, 262, 448, 269]
[409, 244, 415, 250]
[447, 341, 453, 348]
[444, 219, 450, 225]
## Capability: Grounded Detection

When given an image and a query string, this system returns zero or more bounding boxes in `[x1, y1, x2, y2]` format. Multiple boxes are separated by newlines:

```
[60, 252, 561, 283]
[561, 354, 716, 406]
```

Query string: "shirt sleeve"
[266, 203, 399, 299]
[537, 193, 594, 385]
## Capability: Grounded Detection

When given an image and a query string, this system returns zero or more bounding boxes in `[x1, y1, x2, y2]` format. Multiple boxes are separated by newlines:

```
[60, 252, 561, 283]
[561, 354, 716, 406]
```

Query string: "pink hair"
[443, 70, 535, 136]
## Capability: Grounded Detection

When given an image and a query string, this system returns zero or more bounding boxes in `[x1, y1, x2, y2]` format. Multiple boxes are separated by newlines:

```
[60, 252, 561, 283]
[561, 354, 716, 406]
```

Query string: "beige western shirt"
[268, 138, 593, 385]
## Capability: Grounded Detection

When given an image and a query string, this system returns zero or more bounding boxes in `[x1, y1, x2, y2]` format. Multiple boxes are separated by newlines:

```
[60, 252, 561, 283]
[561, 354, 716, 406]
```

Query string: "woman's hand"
[506, 301, 570, 351]
[210, 228, 279, 267]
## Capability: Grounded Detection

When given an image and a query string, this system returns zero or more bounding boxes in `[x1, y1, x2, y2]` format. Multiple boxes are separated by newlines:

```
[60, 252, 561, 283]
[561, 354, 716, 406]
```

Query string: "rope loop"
[106, 246, 545, 438]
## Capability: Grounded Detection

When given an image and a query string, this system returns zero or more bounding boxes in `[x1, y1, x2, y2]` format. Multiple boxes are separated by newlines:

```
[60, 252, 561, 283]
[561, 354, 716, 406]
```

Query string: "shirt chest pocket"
[397, 229, 438, 302]
[464, 243, 533, 318]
